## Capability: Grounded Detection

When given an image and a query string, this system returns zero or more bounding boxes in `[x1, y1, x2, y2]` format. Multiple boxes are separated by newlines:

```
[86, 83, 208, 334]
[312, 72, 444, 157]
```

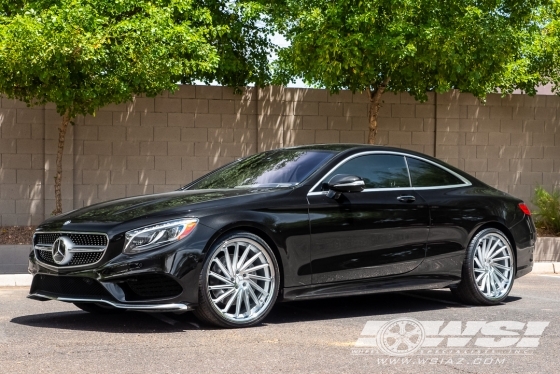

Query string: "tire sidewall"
[199, 231, 280, 328]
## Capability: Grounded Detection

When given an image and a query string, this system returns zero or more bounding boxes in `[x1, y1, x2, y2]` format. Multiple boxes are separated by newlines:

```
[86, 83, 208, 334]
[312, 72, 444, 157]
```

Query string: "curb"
[1, 263, 559, 287]
[532, 262, 560, 274]
[0, 274, 32, 287]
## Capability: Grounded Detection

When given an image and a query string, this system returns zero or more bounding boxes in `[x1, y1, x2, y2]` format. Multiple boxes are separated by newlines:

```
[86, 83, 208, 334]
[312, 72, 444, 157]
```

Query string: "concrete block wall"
[0, 99, 45, 225]
[0, 86, 559, 225]
[434, 91, 560, 199]
[375, 91, 436, 157]
[71, 85, 259, 209]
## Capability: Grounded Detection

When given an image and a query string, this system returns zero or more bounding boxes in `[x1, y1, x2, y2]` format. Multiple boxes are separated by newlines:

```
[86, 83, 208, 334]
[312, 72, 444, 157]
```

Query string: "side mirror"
[325, 174, 365, 199]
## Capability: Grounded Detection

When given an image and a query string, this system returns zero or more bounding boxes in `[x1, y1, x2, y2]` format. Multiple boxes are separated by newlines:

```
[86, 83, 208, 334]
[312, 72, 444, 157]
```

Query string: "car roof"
[281, 143, 414, 154]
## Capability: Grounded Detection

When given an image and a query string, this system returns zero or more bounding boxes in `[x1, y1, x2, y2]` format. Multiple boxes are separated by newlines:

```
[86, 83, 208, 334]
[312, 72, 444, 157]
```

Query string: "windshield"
[186, 149, 336, 190]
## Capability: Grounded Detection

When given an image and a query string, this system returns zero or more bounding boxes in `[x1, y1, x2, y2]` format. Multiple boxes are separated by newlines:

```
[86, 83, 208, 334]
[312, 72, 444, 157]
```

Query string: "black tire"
[452, 228, 516, 305]
[194, 231, 280, 328]
[74, 302, 125, 314]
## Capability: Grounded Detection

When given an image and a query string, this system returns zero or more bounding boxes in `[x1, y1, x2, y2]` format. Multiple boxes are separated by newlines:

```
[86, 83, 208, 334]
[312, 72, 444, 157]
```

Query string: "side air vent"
[120, 274, 183, 301]
[30, 275, 111, 297]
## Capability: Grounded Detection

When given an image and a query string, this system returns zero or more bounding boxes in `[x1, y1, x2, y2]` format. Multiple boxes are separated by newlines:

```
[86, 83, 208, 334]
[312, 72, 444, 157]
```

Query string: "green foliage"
[193, 1, 273, 88]
[264, 0, 555, 101]
[533, 186, 560, 237]
[523, 2, 560, 95]
[0, 0, 273, 215]
[0, 0, 272, 117]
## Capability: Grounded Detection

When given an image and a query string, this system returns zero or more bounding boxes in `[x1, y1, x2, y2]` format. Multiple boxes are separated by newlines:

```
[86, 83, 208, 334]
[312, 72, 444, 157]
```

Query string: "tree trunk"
[52, 111, 71, 216]
[367, 78, 390, 145]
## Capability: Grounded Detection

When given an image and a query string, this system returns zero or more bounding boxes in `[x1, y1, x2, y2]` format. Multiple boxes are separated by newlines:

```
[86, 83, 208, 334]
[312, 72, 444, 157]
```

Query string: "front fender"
[199, 209, 312, 288]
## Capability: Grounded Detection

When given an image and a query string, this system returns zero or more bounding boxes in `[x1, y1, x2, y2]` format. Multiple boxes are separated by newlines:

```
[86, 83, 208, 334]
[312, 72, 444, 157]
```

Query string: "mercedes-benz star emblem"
[51, 236, 74, 265]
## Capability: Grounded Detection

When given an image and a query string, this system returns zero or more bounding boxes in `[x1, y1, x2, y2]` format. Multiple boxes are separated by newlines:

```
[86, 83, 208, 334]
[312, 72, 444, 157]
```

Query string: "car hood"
[39, 188, 287, 232]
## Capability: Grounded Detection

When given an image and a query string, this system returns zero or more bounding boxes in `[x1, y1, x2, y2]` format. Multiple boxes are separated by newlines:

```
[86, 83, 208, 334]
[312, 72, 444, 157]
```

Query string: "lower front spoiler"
[27, 293, 193, 312]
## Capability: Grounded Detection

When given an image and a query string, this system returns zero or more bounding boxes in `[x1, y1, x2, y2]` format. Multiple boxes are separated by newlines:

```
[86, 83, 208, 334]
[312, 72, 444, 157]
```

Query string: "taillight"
[518, 203, 531, 216]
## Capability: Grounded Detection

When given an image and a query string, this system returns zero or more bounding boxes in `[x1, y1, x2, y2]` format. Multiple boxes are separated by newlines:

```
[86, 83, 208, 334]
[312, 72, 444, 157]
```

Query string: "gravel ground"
[0, 227, 35, 245]
[0, 274, 558, 374]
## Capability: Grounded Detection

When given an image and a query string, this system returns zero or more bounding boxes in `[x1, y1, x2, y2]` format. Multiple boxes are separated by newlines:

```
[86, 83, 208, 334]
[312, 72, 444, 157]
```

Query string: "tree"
[520, 2, 560, 95]
[264, 0, 554, 144]
[0, 0, 272, 215]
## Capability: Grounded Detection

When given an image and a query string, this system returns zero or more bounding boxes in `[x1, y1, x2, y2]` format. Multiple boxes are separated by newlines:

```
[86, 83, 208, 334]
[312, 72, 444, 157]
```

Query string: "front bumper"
[28, 292, 192, 312]
[27, 223, 217, 310]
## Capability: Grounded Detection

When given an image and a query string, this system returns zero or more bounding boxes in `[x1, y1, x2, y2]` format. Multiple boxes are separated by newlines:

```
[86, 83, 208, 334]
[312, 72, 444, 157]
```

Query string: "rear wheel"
[194, 232, 280, 328]
[74, 302, 124, 314]
[452, 228, 516, 305]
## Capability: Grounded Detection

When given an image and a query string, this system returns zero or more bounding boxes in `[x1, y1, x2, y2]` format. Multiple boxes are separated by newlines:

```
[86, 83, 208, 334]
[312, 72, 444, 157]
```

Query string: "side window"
[321, 154, 410, 190]
[406, 157, 464, 187]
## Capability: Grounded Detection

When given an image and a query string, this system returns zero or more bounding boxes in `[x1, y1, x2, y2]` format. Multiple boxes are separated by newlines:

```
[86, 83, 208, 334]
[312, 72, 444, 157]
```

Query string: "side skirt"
[280, 275, 460, 301]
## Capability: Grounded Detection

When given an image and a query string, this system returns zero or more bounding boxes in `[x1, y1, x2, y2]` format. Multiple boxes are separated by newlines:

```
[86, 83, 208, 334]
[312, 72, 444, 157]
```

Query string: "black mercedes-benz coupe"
[28, 144, 535, 327]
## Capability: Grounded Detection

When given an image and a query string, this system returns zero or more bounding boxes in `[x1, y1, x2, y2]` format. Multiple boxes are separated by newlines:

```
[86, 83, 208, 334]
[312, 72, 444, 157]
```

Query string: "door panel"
[308, 190, 429, 283]
[405, 156, 477, 260]
[415, 188, 482, 258]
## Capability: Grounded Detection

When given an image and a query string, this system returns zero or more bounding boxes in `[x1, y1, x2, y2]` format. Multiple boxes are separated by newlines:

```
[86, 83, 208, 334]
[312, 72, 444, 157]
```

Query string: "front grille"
[34, 232, 108, 267]
[35, 233, 107, 247]
[30, 275, 111, 297]
[36, 250, 104, 266]
[37, 250, 54, 264]
[67, 252, 104, 266]
[36, 233, 61, 245]
[122, 274, 183, 301]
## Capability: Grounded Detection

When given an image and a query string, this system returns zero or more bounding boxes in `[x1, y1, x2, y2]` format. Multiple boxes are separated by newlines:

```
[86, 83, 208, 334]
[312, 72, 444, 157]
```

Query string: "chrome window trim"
[306, 151, 472, 196]
[33, 231, 110, 270]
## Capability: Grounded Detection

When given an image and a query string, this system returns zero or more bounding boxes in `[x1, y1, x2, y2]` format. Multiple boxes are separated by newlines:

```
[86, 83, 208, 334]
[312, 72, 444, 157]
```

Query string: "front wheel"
[194, 232, 280, 328]
[452, 228, 516, 305]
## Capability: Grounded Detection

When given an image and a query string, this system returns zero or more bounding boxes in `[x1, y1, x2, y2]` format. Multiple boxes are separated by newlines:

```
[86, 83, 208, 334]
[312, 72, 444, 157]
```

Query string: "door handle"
[397, 195, 416, 203]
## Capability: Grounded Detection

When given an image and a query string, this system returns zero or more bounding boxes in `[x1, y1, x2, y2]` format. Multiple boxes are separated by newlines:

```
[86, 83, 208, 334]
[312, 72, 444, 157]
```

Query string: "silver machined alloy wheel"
[195, 232, 279, 327]
[207, 238, 275, 322]
[452, 228, 516, 305]
[472, 232, 514, 300]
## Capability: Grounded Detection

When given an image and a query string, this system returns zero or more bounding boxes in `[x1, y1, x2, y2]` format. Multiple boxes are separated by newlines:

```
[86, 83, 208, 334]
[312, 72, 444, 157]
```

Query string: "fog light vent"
[123, 274, 183, 300]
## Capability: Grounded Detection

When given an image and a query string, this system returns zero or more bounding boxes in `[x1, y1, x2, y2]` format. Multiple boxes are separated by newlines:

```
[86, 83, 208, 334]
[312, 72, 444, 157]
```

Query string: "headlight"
[123, 218, 198, 254]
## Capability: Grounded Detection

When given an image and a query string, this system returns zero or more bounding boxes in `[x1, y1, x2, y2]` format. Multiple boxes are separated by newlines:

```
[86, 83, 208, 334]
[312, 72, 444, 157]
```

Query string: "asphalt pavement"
[0, 274, 559, 374]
